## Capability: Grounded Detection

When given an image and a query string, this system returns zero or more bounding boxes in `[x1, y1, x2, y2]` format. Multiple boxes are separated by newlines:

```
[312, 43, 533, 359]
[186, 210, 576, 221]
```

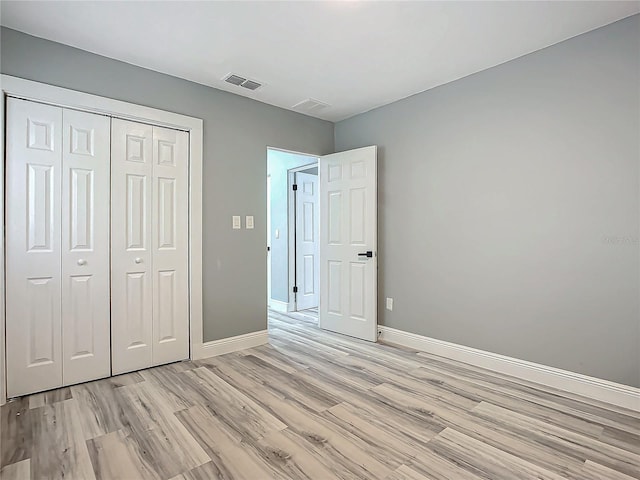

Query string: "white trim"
[378, 326, 640, 412]
[195, 330, 268, 359]
[0, 75, 204, 404]
[269, 299, 295, 313]
[0, 80, 5, 406]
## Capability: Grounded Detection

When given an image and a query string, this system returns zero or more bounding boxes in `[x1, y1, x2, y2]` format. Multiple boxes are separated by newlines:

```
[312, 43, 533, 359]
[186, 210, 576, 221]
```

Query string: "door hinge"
[292, 184, 298, 191]
[293, 286, 298, 293]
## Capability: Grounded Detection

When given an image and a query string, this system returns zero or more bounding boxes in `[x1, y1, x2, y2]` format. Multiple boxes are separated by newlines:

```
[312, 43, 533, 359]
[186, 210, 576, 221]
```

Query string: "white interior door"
[6, 98, 63, 396]
[61, 109, 111, 385]
[295, 171, 319, 310]
[319, 146, 377, 341]
[151, 125, 190, 366]
[111, 119, 154, 375]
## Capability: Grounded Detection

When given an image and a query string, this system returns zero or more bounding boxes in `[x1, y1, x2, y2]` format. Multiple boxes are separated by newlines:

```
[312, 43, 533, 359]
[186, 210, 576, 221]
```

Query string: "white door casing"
[295, 171, 319, 310]
[6, 98, 64, 397]
[319, 146, 377, 342]
[111, 119, 154, 375]
[61, 109, 112, 385]
[151, 125, 190, 365]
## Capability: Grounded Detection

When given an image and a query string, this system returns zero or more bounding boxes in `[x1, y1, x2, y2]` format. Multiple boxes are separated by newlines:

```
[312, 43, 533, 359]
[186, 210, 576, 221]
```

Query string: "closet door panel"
[111, 119, 154, 374]
[152, 126, 189, 365]
[6, 98, 63, 397]
[61, 109, 111, 385]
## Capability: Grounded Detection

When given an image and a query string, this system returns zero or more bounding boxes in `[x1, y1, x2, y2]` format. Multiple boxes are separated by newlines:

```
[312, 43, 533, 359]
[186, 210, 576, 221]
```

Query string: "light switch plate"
[232, 216, 241, 229]
[246, 215, 254, 229]
[386, 297, 393, 311]
[275, 228, 280, 239]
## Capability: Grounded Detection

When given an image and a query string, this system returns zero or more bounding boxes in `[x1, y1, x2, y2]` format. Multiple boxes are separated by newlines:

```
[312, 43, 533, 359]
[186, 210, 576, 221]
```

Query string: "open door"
[295, 171, 319, 310]
[319, 146, 377, 341]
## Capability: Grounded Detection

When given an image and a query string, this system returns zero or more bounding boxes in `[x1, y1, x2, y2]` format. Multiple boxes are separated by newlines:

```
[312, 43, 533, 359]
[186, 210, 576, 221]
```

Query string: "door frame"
[287, 163, 319, 312]
[0, 75, 205, 405]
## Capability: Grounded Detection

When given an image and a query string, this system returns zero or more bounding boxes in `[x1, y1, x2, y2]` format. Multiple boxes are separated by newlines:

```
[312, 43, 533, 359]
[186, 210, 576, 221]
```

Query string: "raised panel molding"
[328, 164, 342, 182]
[328, 261, 342, 314]
[158, 177, 176, 249]
[350, 160, 365, 179]
[349, 262, 366, 319]
[126, 272, 147, 349]
[69, 275, 94, 359]
[70, 168, 93, 250]
[27, 164, 54, 251]
[27, 277, 55, 366]
[303, 202, 314, 242]
[328, 191, 342, 244]
[157, 270, 176, 343]
[126, 174, 147, 250]
[303, 255, 314, 294]
[70, 126, 94, 156]
[28, 118, 54, 151]
[350, 187, 366, 245]
[158, 140, 175, 166]
[126, 135, 146, 163]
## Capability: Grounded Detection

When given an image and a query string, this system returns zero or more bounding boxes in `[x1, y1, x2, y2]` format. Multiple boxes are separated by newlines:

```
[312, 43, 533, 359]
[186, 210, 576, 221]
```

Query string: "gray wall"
[335, 16, 640, 387]
[267, 149, 317, 303]
[0, 27, 334, 342]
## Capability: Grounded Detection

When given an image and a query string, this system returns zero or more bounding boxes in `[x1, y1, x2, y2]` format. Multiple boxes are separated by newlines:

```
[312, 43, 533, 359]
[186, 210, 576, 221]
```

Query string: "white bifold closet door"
[111, 119, 189, 375]
[5, 98, 111, 397]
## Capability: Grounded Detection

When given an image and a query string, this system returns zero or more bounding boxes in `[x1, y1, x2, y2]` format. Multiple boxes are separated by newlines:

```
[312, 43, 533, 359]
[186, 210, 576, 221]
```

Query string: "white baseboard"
[195, 329, 268, 360]
[269, 299, 294, 313]
[379, 326, 640, 412]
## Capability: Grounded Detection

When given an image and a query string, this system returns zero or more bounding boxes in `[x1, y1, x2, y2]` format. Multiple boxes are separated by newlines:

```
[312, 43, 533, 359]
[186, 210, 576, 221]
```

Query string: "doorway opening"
[267, 145, 378, 341]
[267, 148, 319, 324]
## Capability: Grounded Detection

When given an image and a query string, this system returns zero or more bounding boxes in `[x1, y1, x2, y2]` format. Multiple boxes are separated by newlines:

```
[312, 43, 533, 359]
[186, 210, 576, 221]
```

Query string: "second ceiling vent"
[223, 73, 263, 91]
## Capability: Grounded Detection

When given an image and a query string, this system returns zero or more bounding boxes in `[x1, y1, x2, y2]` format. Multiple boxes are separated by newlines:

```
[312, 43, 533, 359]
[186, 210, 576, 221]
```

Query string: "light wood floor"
[2, 310, 639, 480]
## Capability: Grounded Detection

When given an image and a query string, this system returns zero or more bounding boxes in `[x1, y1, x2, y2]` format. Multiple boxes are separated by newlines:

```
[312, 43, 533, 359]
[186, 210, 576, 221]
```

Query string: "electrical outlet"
[386, 297, 393, 311]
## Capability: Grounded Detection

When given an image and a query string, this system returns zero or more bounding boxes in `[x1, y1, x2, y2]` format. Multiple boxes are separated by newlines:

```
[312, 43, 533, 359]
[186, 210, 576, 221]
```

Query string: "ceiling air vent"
[241, 80, 262, 91]
[293, 98, 330, 113]
[223, 73, 263, 91]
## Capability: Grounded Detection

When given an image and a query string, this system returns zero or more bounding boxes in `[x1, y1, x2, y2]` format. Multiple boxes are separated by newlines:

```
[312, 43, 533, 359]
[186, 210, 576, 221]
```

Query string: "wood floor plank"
[578, 460, 638, 480]
[395, 448, 488, 480]
[116, 382, 210, 478]
[3, 309, 638, 480]
[198, 354, 396, 478]
[0, 397, 31, 468]
[86, 430, 157, 480]
[70, 379, 129, 440]
[30, 398, 96, 480]
[185, 366, 288, 439]
[254, 428, 345, 479]
[168, 461, 226, 480]
[0, 459, 30, 480]
[386, 464, 430, 480]
[408, 366, 606, 438]
[175, 404, 276, 480]
[413, 356, 640, 436]
[28, 387, 72, 409]
[369, 382, 588, 478]
[415, 350, 640, 429]
[473, 401, 640, 478]
[428, 427, 568, 479]
[323, 402, 431, 459]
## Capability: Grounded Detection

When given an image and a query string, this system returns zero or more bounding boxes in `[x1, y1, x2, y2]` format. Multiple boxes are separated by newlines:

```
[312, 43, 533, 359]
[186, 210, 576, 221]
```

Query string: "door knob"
[357, 251, 373, 258]
[135, 257, 143, 264]
[77, 259, 87, 266]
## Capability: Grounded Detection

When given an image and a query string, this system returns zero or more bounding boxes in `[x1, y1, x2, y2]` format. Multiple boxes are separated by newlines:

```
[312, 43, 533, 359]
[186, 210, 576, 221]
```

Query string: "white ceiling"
[1, 1, 638, 122]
